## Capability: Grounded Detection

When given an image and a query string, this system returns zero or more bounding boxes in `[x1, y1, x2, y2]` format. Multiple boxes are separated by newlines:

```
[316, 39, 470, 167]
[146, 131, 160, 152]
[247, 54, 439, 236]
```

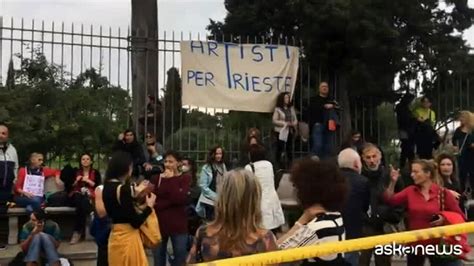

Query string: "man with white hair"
[338, 148, 370, 266]
[360, 143, 404, 266]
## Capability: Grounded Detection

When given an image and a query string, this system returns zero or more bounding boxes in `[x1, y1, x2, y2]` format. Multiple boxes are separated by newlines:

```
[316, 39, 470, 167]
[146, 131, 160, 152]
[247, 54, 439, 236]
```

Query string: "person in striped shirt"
[277, 158, 350, 265]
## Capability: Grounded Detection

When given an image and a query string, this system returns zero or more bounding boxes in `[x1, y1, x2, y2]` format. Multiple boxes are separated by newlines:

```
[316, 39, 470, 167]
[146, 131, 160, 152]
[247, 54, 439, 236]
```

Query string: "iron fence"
[1, 16, 473, 167]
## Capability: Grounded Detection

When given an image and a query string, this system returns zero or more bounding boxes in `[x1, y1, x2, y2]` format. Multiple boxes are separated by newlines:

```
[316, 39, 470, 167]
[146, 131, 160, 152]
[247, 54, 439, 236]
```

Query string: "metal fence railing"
[1, 16, 473, 167]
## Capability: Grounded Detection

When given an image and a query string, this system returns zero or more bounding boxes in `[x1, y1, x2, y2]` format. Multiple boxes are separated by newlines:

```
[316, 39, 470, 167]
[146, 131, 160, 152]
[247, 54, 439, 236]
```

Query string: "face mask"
[181, 165, 190, 173]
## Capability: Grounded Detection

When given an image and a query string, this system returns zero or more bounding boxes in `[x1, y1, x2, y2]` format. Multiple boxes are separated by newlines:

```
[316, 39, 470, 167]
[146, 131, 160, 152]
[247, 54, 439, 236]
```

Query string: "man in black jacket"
[360, 143, 405, 266]
[303, 82, 339, 159]
[338, 148, 370, 266]
[113, 129, 152, 178]
[395, 92, 416, 168]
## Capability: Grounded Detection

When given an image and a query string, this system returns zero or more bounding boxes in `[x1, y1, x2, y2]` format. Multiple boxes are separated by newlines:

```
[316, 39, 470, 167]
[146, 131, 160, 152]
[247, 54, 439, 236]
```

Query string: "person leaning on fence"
[14, 153, 61, 214]
[69, 152, 102, 245]
[196, 145, 227, 221]
[277, 158, 350, 266]
[384, 160, 467, 266]
[302, 82, 338, 160]
[187, 169, 278, 264]
[272, 92, 298, 170]
[19, 208, 61, 266]
[452, 110, 474, 194]
[412, 96, 439, 159]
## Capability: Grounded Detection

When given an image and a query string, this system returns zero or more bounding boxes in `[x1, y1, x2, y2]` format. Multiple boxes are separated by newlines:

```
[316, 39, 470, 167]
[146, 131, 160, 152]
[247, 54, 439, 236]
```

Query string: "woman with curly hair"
[277, 158, 349, 265]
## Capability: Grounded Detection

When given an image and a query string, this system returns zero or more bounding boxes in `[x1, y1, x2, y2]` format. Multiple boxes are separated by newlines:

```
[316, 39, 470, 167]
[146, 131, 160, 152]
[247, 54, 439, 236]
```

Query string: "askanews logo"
[374, 242, 462, 257]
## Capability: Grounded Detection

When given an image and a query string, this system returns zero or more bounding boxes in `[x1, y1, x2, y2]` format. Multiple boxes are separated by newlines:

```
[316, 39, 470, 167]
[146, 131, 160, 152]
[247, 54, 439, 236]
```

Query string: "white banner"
[181, 41, 299, 113]
[23, 174, 45, 197]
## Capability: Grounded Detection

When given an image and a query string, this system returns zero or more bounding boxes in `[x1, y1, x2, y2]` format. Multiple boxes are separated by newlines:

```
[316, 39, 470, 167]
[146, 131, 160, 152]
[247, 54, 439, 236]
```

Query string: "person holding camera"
[143, 132, 165, 179]
[19, 208, 61, 266]
[152, 150, 191, 266]
[144, 132, 164, 163]
[69, 153, 102, 245]
[103, 151, 159, 266]
[384, 160, 465, 266]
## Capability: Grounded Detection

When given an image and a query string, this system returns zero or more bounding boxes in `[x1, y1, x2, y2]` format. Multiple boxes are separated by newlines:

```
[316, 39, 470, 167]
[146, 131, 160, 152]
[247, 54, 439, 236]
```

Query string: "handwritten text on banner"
[181, 41, 299, 112]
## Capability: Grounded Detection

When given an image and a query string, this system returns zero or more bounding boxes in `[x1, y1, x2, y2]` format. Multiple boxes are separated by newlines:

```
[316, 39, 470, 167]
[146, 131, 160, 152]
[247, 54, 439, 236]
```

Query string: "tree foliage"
[209, 0, 474, 95]
[208, 0, 474, 139]
[0, 51, 130, 163]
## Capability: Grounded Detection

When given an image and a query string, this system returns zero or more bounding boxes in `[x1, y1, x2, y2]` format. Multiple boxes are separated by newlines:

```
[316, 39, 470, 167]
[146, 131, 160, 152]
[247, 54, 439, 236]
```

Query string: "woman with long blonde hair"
[452, 110, 474, 194]
[187, 169, 278, 263]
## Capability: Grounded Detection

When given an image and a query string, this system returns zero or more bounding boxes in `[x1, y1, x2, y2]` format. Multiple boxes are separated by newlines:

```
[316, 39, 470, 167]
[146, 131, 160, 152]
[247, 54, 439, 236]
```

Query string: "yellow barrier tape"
[193, 222, 474, 266]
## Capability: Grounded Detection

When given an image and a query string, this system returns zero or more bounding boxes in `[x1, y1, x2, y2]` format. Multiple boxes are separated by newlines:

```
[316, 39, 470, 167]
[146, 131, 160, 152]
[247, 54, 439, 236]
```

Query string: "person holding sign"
[14, 153, 60, 214]
[272, 92, 298, 170]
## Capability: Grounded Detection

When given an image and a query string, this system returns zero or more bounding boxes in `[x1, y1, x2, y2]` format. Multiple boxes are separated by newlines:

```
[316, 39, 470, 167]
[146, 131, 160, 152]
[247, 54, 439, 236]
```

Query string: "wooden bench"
[5, 207, 92, 244]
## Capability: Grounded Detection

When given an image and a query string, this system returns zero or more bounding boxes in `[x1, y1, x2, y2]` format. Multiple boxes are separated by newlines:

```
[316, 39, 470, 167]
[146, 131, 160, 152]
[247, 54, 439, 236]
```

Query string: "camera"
[141, 155, 165, 180]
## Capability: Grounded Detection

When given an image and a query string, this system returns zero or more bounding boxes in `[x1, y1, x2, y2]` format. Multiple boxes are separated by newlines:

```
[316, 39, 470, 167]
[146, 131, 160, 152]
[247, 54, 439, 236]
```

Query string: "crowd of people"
[0, 81, 473, 266]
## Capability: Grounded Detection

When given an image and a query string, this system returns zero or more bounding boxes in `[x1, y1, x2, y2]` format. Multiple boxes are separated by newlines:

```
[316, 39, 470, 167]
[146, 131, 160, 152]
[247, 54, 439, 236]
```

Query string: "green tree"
[0, 51, 130, 163]
[208, 0, 474, 139]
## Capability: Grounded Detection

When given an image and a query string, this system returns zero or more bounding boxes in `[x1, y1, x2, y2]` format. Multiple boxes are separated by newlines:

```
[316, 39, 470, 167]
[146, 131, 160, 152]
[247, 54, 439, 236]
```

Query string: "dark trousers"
[97, 243, 108, 266]
[458, 156, 474, 193]
[400, 137, 415, 168]
[70, 192, 92, 233]
[274, 131, 293, 170]
[359, 225, 391, 266]
[415, 132, 435, 160]
[311, 123, 335, 160]
[153, 234, 189, 266]
[202, 203, 214, 221]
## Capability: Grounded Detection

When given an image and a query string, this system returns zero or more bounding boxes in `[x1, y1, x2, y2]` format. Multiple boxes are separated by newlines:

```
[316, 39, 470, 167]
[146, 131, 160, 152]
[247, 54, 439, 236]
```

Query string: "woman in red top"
[384, 159, 464, 266]
[152, 150, 191, 266]
[69, 153, 101, 245]
[15, 153, 60, 214]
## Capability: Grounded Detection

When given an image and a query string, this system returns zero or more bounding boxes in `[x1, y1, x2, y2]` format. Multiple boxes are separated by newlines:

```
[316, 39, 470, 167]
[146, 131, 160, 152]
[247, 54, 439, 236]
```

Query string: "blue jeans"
[153, 234, 189, 266]
[345, 251, 360, 266]
[311, 123, 334, 159]
[24, 232, 59, 264]
[15, 195, 43, 214]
